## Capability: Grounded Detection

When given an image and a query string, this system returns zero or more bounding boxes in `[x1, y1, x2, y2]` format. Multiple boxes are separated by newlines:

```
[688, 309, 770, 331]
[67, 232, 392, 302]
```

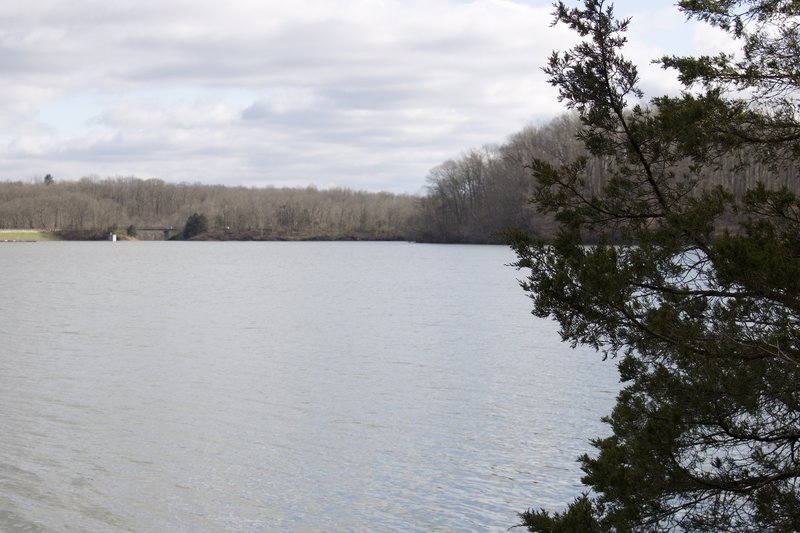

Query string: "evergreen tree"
[183, 212, 208, 239]
[510, 1, 800, 531]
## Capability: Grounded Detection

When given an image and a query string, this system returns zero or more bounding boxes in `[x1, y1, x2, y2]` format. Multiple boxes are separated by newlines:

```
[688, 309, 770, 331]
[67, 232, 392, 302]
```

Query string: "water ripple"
[0, 242, 618, 531]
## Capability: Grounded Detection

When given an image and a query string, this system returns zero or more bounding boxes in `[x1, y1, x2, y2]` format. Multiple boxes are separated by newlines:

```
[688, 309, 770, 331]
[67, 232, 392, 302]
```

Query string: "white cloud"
[0, 0, 727, 192]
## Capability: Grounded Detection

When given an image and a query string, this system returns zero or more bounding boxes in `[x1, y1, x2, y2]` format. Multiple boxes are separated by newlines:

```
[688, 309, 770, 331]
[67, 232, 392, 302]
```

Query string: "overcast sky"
[0, 0, 733, 193]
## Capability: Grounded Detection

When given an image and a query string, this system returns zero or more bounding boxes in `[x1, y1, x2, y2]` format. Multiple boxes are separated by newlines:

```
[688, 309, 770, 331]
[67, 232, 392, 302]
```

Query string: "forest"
[0, 113, 797, 242]
[0, 177, 420, 241]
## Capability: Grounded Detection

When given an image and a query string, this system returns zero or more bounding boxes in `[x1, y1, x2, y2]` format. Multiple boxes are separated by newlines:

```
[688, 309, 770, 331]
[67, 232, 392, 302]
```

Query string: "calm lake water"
[0, 241, 618, 532]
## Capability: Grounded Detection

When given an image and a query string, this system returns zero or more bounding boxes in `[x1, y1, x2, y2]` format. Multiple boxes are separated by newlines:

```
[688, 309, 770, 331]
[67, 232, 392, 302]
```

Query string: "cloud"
[0, 0, 718, 193]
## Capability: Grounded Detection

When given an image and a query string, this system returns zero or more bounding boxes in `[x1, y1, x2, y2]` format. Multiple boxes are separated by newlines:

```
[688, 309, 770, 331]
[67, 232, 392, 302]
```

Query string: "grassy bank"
[0, 230, 60, 241]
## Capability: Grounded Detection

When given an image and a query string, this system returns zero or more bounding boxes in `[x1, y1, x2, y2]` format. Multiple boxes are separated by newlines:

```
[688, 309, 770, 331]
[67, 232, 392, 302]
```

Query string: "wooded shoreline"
[2, 114, 797, 244]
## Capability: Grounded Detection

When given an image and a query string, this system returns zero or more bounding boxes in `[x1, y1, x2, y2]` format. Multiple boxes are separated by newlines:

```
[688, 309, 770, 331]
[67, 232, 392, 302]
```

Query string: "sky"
[0, 0, 735, 193]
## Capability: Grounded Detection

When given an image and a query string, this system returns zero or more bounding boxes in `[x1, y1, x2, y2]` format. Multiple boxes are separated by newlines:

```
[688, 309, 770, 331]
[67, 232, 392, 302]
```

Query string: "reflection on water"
[0, 242, 618, 532]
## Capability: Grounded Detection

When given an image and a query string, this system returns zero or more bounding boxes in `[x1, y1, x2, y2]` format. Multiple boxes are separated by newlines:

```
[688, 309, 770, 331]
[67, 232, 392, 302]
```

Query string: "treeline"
[419, 115, 585, 242]
[419, 114, 800, 242]
[0, 115, 585, 242]
[1, 113, 796, 242]
[0, 178, 420, 240]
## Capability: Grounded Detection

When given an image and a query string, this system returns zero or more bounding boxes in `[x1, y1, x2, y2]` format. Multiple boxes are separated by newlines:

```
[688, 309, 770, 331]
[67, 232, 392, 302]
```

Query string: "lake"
[0, 241, 618, 532]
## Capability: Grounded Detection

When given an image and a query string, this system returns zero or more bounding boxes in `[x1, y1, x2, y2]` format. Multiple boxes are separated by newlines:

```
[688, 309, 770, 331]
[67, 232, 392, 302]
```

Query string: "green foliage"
[126, 224, 137, 237]
[183, 212, 209, 239]
[519, 495, 601, 533]
[43, 174, 54, 185]
[511, 1, 800, 531]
